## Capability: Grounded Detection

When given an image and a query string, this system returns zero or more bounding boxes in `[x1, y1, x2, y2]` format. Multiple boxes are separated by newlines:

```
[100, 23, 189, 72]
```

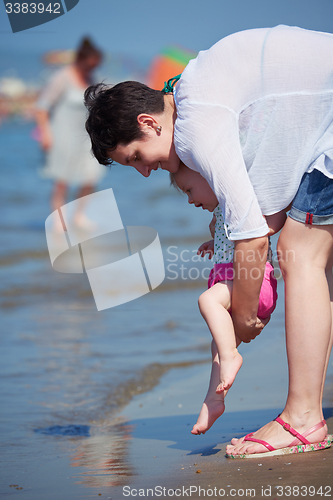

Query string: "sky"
[1, 0, 333, 83]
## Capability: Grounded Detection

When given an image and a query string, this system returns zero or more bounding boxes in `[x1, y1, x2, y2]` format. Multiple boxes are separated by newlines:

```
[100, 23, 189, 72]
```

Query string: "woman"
[84, 25, 333, 457]
[36, 37, 105, 229]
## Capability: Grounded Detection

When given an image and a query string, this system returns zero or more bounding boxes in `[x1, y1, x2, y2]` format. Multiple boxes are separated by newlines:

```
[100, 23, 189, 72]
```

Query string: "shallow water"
[1, 122, 332, 499]
[0, 121, 215, 498]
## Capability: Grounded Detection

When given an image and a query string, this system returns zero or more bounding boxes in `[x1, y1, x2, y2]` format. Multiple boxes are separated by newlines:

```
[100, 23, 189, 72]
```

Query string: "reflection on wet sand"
[70, 419, 134, 488]
[67, 359, 209, 489]
[22, 294, 210, 490]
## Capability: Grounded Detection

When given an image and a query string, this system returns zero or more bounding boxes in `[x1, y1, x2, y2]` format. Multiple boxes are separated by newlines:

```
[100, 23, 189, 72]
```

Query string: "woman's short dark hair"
[84, 81, 165, 166]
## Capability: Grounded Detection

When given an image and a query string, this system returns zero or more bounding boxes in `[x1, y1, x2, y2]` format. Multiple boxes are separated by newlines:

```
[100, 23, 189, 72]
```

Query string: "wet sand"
[170, 416, 333, 499]
[108, 289, 333, 499]
[124, 417, 333, 500]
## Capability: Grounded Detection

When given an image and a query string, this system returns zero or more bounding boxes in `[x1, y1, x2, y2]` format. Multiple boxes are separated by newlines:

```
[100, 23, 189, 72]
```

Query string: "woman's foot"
[226, 413, 328, 456]
[191, 395, 226, 435]
[216, 350, 243, 393]
[73, 213, 96, 231]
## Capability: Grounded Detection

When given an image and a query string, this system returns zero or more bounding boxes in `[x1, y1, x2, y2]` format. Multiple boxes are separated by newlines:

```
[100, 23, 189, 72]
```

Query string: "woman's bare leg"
[76, 184, 94, 199]
[226, 218, 333, 455]
[51, 181, 67, 231]
[73, 184, 95, 228]
[321, 250, 333, 407]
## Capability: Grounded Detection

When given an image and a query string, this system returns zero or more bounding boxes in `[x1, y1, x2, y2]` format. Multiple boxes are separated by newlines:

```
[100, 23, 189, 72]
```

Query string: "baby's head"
[170, 162, 218, 212]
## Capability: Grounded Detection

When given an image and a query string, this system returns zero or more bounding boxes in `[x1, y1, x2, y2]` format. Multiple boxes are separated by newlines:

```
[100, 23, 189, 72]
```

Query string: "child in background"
[170, 163, 285, 435]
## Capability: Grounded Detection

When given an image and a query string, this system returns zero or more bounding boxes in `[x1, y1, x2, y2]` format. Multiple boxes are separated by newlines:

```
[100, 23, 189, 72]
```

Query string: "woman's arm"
[35, 109, 52, 151]
[232, 235, 270, 343]
[35, 67, 68, 151]
[265, 210, 289, 236]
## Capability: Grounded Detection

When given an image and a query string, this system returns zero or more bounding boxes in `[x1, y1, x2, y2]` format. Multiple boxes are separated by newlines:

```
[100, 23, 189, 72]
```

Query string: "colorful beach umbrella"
[147, 45, 197, 90]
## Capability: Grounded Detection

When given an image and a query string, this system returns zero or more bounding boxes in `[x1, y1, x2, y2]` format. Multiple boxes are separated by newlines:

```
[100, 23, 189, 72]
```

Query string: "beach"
[1, 121, 332, 499]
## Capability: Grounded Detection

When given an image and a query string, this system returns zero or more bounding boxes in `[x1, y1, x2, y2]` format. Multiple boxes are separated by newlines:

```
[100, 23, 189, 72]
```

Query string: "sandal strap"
[244, 432, 276, 452]
[275, 416, 326, 446]
[289, 419, 327, 447]
[302, 419, 326, 438]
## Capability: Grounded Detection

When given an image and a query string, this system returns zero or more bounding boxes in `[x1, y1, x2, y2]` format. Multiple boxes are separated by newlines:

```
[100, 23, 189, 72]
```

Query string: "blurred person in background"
[35, 37, 105, 229]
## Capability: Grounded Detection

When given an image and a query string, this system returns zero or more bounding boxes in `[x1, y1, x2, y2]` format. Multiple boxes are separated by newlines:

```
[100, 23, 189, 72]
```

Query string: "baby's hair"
[169, 170, 182, 193]
[169, 171, 176, 187]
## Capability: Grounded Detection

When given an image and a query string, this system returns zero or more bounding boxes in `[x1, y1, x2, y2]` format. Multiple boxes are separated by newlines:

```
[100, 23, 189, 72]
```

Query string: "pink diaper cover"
[207, 261, 278, 319]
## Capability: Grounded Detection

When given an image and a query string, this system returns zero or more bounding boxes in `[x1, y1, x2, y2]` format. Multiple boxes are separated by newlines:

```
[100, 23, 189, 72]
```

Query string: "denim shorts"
[289, 169, 333, 225]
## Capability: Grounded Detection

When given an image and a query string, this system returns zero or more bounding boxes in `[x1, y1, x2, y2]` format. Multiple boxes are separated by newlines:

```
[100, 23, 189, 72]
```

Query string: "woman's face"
[110, 113, 181, 177]
[77, 55, 101, 78]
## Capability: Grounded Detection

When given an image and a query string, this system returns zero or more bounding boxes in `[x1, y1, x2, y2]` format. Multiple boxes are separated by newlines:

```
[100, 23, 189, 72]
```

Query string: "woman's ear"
[137, 113, 158, 132]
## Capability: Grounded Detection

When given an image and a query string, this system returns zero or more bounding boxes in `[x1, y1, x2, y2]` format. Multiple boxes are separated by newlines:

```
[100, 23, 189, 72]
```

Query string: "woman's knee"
[325, 250, 333, 298]
[277, 218, 333, 275]
[54, 181, 67, 196]
[276, 230, 297, 277]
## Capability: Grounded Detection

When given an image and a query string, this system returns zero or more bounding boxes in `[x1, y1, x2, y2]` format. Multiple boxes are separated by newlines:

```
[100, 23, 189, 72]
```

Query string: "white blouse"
[174, 25, 333, 240]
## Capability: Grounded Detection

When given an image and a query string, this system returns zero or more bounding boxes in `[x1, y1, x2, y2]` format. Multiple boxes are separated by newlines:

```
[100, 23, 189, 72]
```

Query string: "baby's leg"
[198, 283, 243, 392]
[192, 334, 243, 435]
[191, 340, 226, 435]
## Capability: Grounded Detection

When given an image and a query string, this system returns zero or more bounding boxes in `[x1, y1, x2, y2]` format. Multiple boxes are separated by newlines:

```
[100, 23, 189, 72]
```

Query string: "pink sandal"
[226, 415, 333, 458]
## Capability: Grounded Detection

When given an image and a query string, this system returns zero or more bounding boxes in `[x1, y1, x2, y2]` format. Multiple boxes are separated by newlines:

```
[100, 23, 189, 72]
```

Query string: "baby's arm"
[197, 240, 214, 259]
[209, 214, 216, 238]
[197, 214, 216, 259]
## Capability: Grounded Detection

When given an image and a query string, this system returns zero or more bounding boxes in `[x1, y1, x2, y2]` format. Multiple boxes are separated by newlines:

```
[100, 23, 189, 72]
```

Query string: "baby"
[171, 163, 286, 435]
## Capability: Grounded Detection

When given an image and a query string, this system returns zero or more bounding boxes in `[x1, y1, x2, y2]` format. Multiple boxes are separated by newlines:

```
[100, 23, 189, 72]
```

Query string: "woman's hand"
[35, 109, 52, 151]
[231, 236, 270, 342]
[197, 240, 214, 259]
[234, 315, 271, 343]
[40, 128, 53, 151]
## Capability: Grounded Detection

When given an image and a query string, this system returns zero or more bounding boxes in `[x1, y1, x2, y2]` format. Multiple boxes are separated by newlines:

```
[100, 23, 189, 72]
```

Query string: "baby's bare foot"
[216, 351, 243, 393]
[191, 396, 225, 435]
